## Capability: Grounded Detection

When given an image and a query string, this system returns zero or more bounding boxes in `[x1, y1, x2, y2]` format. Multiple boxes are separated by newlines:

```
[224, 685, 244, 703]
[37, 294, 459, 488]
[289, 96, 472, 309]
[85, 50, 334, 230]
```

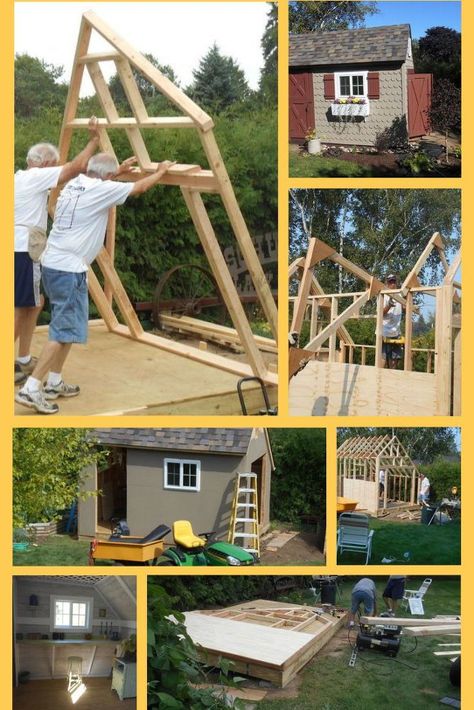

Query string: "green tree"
[188, 44, 250, 113]
[13, 429, 107, 528]
[259, 3, 278, 104]
[269, 429, 326, 523]
[15, 54, 68, 118]
[429, 79, 461, 159]
[289, 1, 378, 33]
[289, 189, 461, 291]
[108, 53, 180, 113]
[414, 26, 461, 87]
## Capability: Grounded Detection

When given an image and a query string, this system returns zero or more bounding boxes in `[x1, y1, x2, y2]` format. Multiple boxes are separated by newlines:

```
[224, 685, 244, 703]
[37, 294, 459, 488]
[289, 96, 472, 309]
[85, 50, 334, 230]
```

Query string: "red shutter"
[323, 73, 335, 100]
[367, 72, 380, 99]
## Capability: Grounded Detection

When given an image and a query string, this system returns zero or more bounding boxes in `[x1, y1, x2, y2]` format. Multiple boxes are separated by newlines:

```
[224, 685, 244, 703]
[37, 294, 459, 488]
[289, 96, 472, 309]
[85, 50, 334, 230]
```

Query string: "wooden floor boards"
[13, 678, 135, 710]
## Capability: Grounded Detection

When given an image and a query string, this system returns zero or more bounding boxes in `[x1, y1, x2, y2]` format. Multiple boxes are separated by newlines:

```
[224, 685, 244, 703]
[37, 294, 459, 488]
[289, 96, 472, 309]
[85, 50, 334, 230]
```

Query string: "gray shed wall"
[312, 63, 406, 146]
[126, 449, 240, 539]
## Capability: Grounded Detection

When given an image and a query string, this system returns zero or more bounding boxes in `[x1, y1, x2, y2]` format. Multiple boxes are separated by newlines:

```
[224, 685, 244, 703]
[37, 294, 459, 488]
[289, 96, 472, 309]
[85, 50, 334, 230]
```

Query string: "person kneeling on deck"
[382, 273, 405, 370]
[14, 117, 100, 385]
[348, 577, 377, 628]
[16, 154, 175, 414]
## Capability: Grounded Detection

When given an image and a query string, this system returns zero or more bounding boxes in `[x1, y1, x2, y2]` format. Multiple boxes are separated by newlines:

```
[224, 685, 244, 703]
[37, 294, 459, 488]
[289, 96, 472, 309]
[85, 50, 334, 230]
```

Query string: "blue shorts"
[42, 267, 88, 344]
[382, 341, 403, 360]
[351, 590, 375, 615]
[383, 577, 406, 600]
[15, 252, 41, 307]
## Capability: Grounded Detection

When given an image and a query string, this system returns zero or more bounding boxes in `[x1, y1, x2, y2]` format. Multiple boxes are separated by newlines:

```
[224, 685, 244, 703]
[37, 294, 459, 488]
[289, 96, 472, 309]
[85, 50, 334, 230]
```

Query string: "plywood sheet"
[289, 361, 439, 416]
[14, 324, 272, 416]
[184, 611, 315, 668]
[343, 478, 378, 514]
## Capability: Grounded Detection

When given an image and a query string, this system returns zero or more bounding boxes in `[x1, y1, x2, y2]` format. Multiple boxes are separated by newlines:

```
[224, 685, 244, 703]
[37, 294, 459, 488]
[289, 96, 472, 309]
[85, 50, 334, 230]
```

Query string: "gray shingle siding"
[313, 65, 405, 146]
[290, 24, 411, 66]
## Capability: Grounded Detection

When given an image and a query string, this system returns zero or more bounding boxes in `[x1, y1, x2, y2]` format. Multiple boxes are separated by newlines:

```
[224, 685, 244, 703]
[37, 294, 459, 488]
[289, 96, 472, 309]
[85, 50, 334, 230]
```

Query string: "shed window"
[50, 596, 93, 632]
[335, 72, 368, 98]
[164, 459, 201, 491]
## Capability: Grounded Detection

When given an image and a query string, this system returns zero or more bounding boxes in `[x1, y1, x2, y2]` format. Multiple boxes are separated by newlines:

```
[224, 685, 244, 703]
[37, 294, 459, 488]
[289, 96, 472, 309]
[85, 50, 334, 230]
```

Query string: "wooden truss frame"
[337, 434, 420, 513]
[289, 232, 461, 414]
[52, 11, 277, 385]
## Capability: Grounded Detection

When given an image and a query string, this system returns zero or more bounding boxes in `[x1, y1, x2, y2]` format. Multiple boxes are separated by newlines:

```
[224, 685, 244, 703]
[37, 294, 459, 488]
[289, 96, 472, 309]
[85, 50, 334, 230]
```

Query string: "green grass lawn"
[289, 150, 373, 177]
[338, 519, 461, 566]
[13, 534, 114, 566]
[258, 577, 460, 710]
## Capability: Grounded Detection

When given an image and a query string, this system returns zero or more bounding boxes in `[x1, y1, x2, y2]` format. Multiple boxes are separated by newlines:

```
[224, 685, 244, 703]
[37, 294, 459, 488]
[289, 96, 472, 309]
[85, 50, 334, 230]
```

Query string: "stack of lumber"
[360, 615, 460, 637]
[184, 599, 348, 687]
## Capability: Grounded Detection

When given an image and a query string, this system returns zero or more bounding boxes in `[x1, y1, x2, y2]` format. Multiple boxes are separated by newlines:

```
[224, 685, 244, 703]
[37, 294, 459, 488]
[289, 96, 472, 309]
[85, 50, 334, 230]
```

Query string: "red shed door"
[289, 71, 315, 141]
[408, 73, 432, 138]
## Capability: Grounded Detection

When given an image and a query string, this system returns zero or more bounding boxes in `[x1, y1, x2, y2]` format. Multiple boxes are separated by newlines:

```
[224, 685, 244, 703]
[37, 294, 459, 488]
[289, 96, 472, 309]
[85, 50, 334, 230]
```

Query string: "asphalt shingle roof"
[290, 24, 411, 67]
[89, 429, 252, 455]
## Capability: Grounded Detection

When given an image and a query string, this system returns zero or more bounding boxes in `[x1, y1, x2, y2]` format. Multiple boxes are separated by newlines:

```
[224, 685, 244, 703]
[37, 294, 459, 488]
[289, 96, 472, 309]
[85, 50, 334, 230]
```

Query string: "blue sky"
[367, 2, 461, 38]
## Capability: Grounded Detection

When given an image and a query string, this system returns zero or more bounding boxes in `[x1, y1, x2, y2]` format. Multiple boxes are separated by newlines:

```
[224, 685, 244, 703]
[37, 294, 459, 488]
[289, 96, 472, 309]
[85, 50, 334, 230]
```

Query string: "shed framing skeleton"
[48, 12, 277, 407]
[289, 232, 461, 416]
[337, 434, 420, 515]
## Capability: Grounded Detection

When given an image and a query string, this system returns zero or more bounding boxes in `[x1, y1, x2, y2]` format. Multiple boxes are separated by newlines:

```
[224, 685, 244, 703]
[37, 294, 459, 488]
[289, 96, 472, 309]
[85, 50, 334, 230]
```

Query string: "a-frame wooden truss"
[337, 434, 420, 514]
[289, 232, 461, 415]
[51, 12, 277, 386]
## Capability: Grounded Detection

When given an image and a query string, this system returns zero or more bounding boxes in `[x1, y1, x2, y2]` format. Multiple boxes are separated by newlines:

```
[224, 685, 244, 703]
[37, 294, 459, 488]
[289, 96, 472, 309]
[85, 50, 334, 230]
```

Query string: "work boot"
[15, 388, 59, 415]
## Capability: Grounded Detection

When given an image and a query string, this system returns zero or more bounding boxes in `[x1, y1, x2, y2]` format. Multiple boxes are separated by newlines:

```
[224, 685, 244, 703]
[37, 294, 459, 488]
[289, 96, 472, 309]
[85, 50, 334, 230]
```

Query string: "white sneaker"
[15, 389, 59, 415]
[44, 381, 80, 399]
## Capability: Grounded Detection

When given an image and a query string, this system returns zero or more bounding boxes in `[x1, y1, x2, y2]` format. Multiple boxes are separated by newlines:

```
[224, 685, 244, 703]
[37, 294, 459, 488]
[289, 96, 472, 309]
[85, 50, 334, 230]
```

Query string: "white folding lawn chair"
[337, 512, 374, 565]
[402, 577, 433, 611]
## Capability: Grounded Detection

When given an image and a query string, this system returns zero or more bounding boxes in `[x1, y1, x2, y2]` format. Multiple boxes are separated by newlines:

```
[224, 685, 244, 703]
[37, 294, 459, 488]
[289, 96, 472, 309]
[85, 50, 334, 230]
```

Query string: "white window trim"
[50, 595, 94, 632]
[164, 458, 201, 492]
[334, 71, 369, 99]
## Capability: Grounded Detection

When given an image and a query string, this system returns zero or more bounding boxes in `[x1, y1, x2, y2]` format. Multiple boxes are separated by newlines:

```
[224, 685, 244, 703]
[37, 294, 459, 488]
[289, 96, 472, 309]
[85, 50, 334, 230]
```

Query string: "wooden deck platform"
[185, 599, 347, 687]
[15, 323, 277, 416]
[290, 360, 439, 416]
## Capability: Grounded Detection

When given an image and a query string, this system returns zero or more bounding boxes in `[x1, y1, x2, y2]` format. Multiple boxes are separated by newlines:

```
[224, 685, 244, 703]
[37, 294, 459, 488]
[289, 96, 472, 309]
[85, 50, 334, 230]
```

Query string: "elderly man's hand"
[88, 116, 100, 140]
[116, 156, 138, 176]
[156, 160, 177, 176]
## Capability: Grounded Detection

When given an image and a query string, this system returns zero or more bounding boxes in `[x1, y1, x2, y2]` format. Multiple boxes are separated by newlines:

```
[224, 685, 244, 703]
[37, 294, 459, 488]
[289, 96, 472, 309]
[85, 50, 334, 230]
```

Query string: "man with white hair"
[16, 153, 175, 414]
[14, 117, 100, 384]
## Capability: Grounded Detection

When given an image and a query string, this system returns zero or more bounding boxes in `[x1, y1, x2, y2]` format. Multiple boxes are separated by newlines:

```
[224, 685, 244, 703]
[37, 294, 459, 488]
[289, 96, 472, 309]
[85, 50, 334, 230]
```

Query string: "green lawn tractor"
[155, 519, 256, 567]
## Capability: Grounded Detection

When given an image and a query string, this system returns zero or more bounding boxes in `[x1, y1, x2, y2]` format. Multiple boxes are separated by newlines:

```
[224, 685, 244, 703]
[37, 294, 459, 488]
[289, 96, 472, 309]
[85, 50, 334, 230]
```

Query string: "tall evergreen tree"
[188, 43, 250, 113]
[259, 3, 278, 103]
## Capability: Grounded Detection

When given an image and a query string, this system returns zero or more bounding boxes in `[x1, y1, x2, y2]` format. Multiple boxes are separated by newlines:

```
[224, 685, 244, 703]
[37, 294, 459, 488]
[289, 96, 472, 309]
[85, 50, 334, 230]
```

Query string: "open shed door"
[289, 71, 315, 141]
[408, 73, 432, 138]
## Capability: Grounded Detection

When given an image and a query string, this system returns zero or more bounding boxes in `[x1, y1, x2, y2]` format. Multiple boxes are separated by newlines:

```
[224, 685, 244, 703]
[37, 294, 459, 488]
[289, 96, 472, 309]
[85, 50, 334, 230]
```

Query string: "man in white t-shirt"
[379, 468, 386, 498]
[382, 273, 405, 369]
[14, 117, 100, 384]
[16, 153, 175, 414]
[418, 474, 431, 505]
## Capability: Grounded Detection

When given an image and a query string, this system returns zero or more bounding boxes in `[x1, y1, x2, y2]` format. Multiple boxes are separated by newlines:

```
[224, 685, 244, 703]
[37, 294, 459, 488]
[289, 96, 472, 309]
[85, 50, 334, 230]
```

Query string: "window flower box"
[331, 99, 370, 117]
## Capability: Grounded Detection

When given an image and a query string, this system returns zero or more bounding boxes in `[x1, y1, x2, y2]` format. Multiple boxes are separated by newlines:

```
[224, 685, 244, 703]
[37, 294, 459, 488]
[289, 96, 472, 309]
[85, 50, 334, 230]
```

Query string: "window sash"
[164, 459, 200, 491]
[336, 72, 368, 98]
[51, 596, 92, 631]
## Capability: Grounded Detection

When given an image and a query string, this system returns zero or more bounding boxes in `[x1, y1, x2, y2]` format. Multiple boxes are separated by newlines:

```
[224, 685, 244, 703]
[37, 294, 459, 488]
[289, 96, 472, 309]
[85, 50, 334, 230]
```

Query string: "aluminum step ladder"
[228, 472, 260, 558]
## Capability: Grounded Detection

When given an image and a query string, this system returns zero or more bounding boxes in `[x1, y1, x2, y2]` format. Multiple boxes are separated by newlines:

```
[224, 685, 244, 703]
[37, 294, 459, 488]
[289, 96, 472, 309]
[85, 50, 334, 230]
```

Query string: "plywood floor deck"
[185, 599, 348, 687]
[15, 323, 276, 416]
[13, 678, 135, 710]
[290, 360, 439, 416]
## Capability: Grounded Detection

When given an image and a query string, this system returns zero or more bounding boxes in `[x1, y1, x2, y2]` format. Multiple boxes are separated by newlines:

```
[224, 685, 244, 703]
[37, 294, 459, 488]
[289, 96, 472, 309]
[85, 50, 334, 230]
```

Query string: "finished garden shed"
[78, 428, 273, 541]
[289, 24, 432, 147]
